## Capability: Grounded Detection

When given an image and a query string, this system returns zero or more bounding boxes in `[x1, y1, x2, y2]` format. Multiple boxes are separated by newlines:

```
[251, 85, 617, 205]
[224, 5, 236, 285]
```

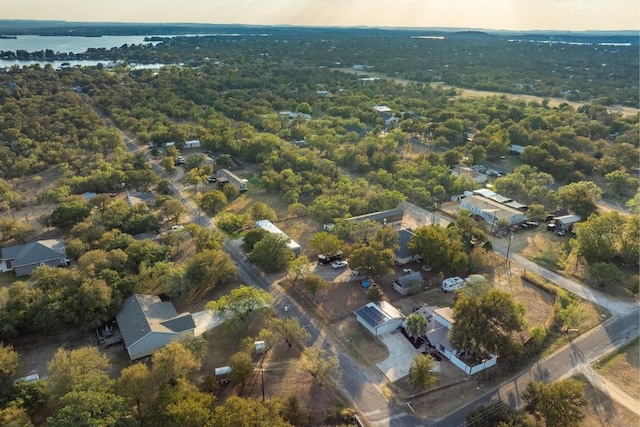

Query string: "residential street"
[115, 122, 638, 427]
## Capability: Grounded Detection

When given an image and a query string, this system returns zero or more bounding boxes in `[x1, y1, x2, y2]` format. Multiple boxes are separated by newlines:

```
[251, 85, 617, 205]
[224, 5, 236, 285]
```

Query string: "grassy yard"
[593, 336, 640, 400]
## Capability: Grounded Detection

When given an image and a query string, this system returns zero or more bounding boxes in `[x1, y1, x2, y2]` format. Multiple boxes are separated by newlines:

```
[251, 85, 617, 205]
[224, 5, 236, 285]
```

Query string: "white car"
[170, 225, 184, 231]
[331, 260, 348, 269]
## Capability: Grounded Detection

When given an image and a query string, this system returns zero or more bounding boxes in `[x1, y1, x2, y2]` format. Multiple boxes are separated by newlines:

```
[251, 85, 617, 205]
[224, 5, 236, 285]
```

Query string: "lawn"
[594, 336, 640, 400]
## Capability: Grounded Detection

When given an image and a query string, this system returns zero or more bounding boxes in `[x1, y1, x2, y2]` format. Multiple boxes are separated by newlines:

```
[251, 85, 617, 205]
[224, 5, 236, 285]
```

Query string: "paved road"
[113, 115, 638, 427]
[436, 307, 639, 426]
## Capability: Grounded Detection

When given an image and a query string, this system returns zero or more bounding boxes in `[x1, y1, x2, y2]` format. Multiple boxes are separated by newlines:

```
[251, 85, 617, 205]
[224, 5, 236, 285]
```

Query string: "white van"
[441, 276, 465, 292]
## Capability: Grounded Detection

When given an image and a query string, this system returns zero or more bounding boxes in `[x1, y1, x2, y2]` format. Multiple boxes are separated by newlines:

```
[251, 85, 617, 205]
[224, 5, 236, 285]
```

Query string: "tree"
[308, 231, 343, 256]
[50, 200, 92, 229]
[242, 228, 269, 252]
[184, 249, 236, 289]
[408, 354, 437, 391]
[210, 396, 292, 427]
[47, 389, 129, 427]
[0, 342, 20, 390]
[571, 212, 625, 263]
[348, 243, 395, 278]
[116, 363, 156, 425]
[450, 288, 526, 358]
[47, 347, 111, 401]
[298, 348, 342, 387]
[206, 285, 274, 323]
[248, 202, 277, 223]
[302, 273, 327, 300]
[159, 380, 215, 427]
[466, 401, 531, 427]
[408, 225, 469, 275]
[287, 256, 312, 286]
[605, 170, 638, 196]
[199, 189, 227, 214]
[248, 233, 295, 273]
[151, 341, 201, 387]
[271, 317, 311, 348]
[586, 262, 623, 288]
[468, 145, 486, 166]
[163, 198, 186, 224]
[229, 351, 254, 386]
[0, 405, 33, 427]
[523, 379, 586, 427]
[526, 203, 546, 221]
[404, 313, 428, 340]
[557, 303, 586, 332]
[557, 181, 601, 219]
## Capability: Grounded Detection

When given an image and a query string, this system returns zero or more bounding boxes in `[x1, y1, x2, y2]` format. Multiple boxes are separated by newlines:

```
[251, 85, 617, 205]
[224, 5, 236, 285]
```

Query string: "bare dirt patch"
[577, 375, 640, 427]
[594, 337, 640, 400]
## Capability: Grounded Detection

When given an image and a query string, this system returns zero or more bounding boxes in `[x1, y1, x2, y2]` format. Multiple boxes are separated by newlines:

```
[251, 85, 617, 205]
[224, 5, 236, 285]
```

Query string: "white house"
[255, 220, 301, 256]
[460, 195, 525, 226]
[216, 169, 248, 192]
[355, 301, 405, 336]
[421, 305, 497, 375]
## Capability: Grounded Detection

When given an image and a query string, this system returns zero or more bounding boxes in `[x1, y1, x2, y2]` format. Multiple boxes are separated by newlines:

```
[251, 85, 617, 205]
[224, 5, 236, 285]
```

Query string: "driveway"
[377, 331, 435, 381]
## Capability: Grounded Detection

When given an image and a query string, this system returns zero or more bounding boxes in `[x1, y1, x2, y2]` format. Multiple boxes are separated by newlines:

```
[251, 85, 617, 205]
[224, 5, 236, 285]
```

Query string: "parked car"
[526, 221, 539, 227]
[331, 260, 348, 269]
[207, 175, 217, 183]
[442, 276, 465, 292]
[318, 251, 342, 265]
[170, 225, 184, 231]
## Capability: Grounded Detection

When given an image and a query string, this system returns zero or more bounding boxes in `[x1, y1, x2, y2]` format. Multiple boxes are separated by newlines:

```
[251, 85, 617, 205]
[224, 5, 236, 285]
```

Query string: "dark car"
[318, 251, 342, 265]
[207, 175, 217, 183]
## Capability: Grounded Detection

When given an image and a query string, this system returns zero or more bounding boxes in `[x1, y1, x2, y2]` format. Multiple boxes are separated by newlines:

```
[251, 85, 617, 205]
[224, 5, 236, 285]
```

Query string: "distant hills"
[0, 20, 637, 44]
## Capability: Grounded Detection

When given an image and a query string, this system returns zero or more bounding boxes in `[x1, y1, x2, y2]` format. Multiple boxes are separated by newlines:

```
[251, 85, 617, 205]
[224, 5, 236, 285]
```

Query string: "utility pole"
[506, 232, 513, 269]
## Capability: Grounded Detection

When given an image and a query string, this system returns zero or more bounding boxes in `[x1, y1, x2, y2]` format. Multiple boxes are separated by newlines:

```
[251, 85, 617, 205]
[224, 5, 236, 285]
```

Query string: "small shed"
[392, 271, 423, 295]
[354, 301, 405, 336]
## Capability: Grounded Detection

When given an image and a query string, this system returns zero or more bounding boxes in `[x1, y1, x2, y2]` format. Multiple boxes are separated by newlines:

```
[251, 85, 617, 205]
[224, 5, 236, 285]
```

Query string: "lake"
[0, 35, 163, 53]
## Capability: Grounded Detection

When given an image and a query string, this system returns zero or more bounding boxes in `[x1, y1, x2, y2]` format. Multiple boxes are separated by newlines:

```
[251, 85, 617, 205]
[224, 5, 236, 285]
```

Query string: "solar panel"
[356, 305, 387, 328]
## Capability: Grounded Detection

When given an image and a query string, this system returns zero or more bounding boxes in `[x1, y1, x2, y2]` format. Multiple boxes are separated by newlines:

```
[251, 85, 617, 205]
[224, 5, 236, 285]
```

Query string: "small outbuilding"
[392, 271, 424, 295]
[355, 301, 405, 336]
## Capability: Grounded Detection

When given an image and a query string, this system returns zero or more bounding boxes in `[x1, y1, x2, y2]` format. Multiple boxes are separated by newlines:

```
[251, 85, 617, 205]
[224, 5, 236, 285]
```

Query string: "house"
[372, 105, 392, 113]
[472, 188, 497, 199]
[509, 144, 525, 154]
[392, 271, 423, 295]
[184, 139, 201, 149]
[0, 239, 68, 276]
[554, 214, 581, 232]
[459, 195, 525, 226]
[451, 165, 487, 184]
[395, 229, 421, 265]
[126, 190, 155, 207]
[344, 208, 404, 227]
[255, 220, 301, 256]
[116, 294, 196, 360]
[216, 169, 248, 192]
[379, 112, 400, 129]
[487, 194, 513, 205]
[355, 301, 405, 336]
[421, 305, 498, 375]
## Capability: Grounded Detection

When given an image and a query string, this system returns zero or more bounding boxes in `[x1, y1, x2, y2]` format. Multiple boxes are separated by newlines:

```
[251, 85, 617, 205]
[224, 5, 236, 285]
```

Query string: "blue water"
[0, 35, 164, 53]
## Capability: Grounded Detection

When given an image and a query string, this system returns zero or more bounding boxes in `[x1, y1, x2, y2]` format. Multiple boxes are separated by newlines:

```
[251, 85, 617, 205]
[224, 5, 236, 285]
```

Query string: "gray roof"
[1, 239, 66, 268]
[346, 208, 404, 224]
[395, 271, 423, 288]
[116, 294, 195, 350]
[395, 229, 416, 260]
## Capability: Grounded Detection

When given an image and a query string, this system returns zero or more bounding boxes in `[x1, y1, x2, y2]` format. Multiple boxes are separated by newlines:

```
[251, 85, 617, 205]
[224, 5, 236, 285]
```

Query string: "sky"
[4, 0, 640, 31]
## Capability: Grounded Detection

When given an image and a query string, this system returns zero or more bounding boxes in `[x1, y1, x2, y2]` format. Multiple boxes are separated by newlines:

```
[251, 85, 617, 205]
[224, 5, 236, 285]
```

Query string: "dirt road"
[334, 68, 639, 117]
